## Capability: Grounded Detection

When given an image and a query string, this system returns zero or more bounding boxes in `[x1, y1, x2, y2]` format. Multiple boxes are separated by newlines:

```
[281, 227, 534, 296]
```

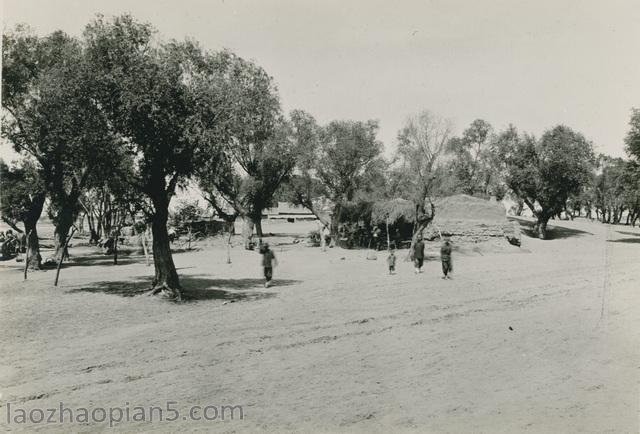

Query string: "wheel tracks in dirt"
[236, 286, 578, 355]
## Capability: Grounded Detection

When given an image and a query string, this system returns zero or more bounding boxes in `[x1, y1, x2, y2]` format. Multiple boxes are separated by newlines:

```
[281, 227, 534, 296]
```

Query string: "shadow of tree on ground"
[509, 217, 594, 240]
[607, 238, 640, 244]
[62, 255, 145, 268]
[616, 230, 640, 237]
[66, 275, 300, 303]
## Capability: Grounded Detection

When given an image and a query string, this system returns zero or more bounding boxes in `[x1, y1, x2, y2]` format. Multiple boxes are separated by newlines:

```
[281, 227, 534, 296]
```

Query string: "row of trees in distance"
[2, 14, 639, 300]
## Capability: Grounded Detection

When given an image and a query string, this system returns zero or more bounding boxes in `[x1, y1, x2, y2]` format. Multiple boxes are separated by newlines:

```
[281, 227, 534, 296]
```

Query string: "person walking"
[387, 247, 397, 275]
[440, 237, 453, 279]
[260, 242, 278, 287]
[413, 235, 425, 274]
[320, 224, 330, 252]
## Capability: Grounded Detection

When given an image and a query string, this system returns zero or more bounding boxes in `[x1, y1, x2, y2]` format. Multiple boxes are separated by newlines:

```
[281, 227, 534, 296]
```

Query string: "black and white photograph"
[1, 0, 639, 432]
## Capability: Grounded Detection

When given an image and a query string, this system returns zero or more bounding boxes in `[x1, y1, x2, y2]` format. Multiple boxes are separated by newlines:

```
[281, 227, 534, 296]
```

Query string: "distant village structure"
[264, 202, 317, 222]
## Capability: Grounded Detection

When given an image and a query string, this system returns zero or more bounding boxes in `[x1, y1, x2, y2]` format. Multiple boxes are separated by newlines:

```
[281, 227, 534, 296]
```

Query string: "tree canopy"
[2, 27, 123, 261]
[82, 14, 258, 298]
[504, 125, 595, 238]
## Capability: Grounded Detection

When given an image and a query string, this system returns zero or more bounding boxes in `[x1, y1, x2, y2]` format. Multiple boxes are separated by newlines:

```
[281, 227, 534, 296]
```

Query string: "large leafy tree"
[593, 156, 628, 224]
[446, 119, 507, 197]
[83, 15, 231, 299]
[283, 116, 384, 236]
[196, 54, 303, 249]
[622, 110, 640, 226]
[2, 28, 121, 262]
[282, 110, 332, 225]
[0, 159, 46, 268]
[199, 118, 301, 249]
[504, 125, 595, 239]
[621, 161, 640, 226]
[316, 119, 383, 236]
[592, 155, 640, 225]
[394, 111, 453, 243]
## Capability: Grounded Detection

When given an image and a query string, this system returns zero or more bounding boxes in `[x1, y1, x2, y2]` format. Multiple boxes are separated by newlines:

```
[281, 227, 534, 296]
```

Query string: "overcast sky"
[2, 0, 640, 162]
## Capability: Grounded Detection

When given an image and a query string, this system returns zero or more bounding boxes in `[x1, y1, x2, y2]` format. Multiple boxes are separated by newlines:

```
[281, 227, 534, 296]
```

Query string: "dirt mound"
[434, 194, 506, 222]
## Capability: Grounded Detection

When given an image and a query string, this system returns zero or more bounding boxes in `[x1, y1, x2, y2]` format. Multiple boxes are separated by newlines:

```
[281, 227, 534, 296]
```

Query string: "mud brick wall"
[424, 219, 521, 245]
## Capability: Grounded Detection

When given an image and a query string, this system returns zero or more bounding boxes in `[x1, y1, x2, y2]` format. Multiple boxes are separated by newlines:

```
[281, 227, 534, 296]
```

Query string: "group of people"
[0, 230, 24, 259]
[386, 235, 453, 279]
[257, 230, 454, 289]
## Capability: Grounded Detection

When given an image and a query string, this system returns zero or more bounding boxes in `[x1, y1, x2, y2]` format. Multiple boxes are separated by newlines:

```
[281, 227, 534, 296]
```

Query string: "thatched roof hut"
[371, 198, 415, 225]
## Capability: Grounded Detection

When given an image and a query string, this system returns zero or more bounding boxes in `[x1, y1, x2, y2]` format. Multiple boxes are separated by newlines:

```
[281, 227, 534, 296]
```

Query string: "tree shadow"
[67, 278, 150, 297]
[180, 276, 298, 290]
[509, 217, 593, 240]
[170, 247, 202, 254]
[66, 275, 300, 303]
[616, 231, 640, 237]
[607, 238, 640, 244]
[61, 254, 146, 268]
[263, 233, 305, 238]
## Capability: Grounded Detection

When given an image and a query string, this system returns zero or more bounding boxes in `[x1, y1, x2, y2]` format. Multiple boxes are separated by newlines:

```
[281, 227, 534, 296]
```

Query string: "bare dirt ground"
[0, 218, 638, 433]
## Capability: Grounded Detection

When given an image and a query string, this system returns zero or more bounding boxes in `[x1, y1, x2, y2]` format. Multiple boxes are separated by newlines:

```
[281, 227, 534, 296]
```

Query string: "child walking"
[387, 248, 397, 275]
[261, 242, 278, 287]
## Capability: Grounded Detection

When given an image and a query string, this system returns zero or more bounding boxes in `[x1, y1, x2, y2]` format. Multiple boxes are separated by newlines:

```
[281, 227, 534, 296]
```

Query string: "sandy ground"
[0, 218, 638, 433]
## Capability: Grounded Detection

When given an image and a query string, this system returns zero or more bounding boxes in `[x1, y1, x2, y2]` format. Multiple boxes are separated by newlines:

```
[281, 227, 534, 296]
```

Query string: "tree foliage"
[592, 156, 640, 225]
[194, 53, 305, 247]
[82, 14, 240, 298]
[625, 108, 640, 160]
[2, 27, 123, 261]
[504, 125, 595, 238]
[395, 111, 452, 203]
[392, 111, 450, 244]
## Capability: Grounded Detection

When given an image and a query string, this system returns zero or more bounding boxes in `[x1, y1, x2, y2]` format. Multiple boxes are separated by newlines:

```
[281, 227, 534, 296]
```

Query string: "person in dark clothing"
[261, 242, 278, 287]
[413, 235, 425, 274]
[440, 237, 453, 279]
[387, 248, 397, 275]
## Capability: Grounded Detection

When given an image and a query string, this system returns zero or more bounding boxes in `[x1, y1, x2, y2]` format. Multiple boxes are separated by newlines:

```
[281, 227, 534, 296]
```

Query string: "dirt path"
[0, 219, 638, 432]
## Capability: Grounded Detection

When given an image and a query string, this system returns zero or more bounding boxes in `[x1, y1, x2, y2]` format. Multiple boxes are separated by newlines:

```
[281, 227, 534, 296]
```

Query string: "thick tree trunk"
[255, 217, 263, 238]
[23, 192, 45, 270]
[535, 215, 550, 239]
[149, 206, 181, 300]
[242, 216, 255, 250]
[53, 207, 75, 262]
[330, 203, 343, 241]
[24, 221, 42, 270]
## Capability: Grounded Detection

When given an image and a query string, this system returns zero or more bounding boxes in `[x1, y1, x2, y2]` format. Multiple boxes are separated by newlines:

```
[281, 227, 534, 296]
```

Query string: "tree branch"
[1, 216, 24, 233]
